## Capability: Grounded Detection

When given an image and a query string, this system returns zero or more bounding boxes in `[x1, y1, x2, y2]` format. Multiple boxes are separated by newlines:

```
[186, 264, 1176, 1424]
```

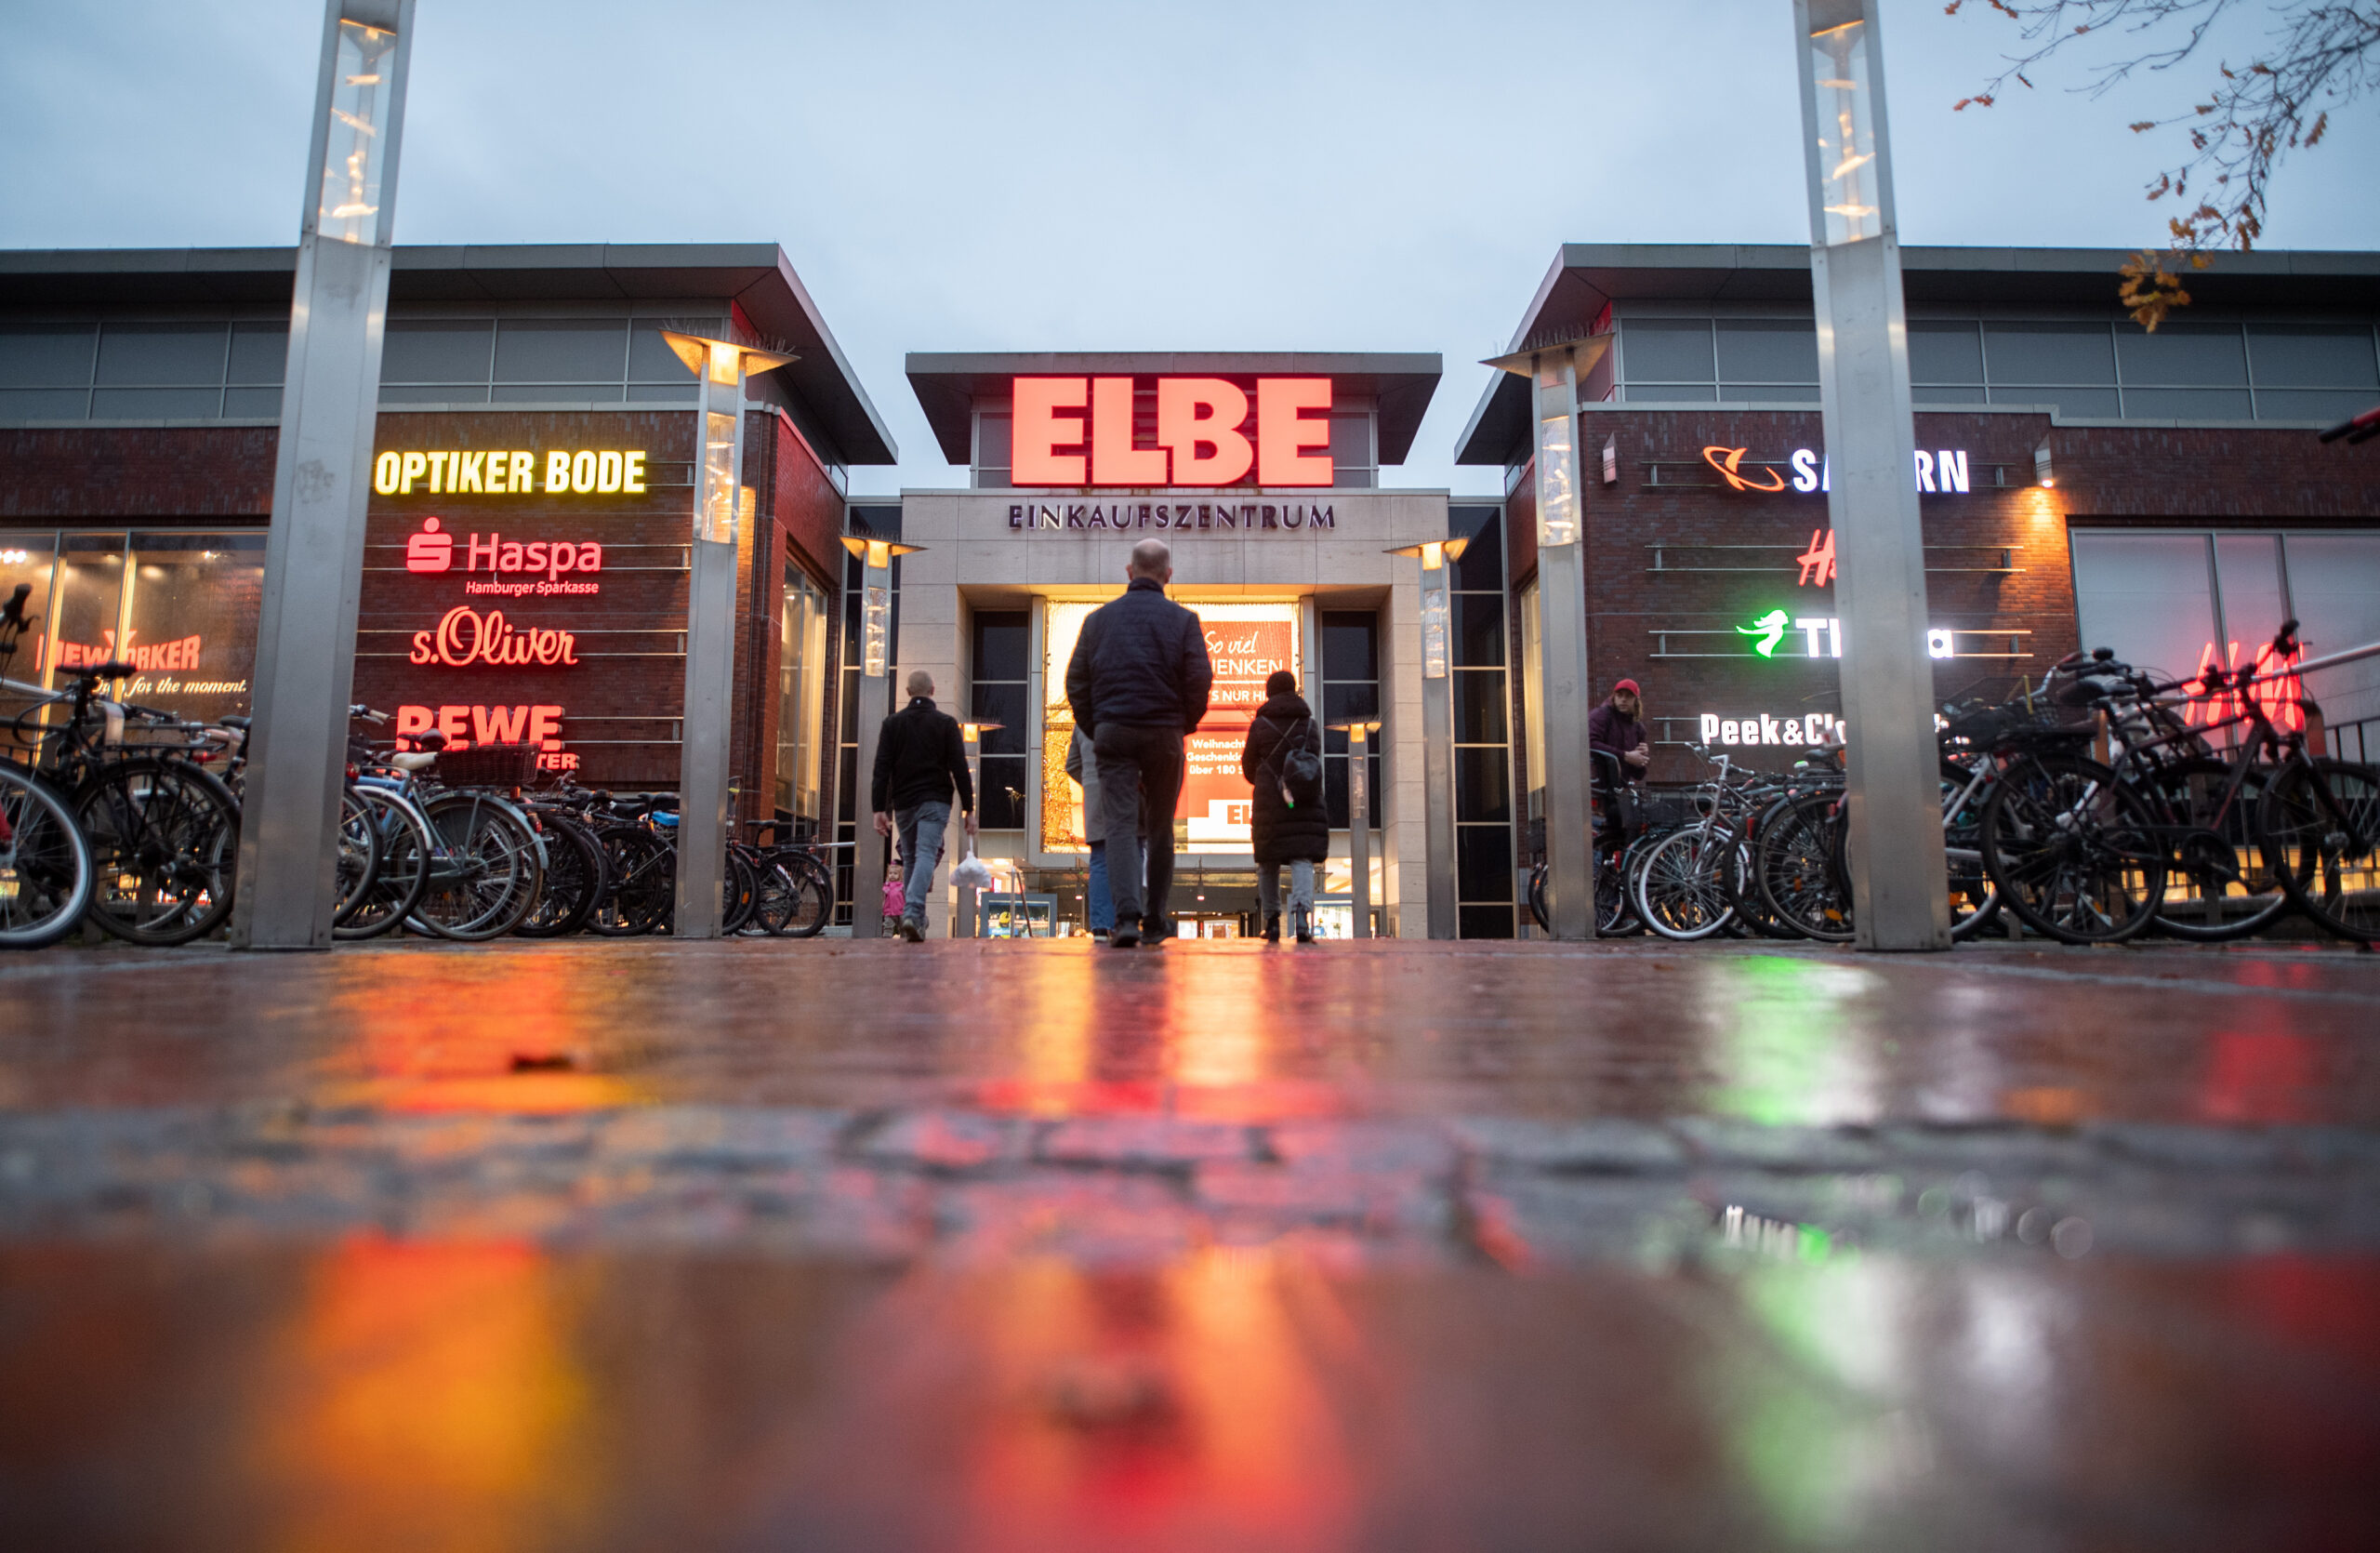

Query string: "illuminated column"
[1486, 338, 1606, 940]
[232, 1, 416, 951]
[1794, 0, 1950, 949]
[1332, 719, 1382, 938]
[955, 719, 999, 937]
[844, 536, 921, 939]
[1389, 538, 1468, 938]
[658, 331, 792, 939]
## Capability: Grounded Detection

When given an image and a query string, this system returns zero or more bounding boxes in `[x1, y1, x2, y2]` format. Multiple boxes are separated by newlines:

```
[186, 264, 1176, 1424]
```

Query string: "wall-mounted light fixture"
[2034, 441, 2056, 489]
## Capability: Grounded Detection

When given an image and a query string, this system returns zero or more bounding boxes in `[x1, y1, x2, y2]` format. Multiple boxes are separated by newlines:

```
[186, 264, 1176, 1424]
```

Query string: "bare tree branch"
[1946, 1, 2379, 325]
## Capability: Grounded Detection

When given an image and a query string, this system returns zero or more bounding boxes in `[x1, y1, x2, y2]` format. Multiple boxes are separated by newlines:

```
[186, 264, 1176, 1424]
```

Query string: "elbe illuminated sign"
[1012, 378, 1333, 487]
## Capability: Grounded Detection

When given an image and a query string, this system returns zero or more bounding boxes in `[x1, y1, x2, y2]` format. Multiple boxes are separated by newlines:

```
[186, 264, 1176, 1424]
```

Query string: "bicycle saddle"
[218, 715, 250, 731]
[390, 751, 437, 772]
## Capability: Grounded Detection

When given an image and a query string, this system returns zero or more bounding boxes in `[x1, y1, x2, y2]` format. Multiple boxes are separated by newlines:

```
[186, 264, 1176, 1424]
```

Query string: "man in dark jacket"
[1240, 670, 1327, 943]
[870, 670, 975, 942]
[1064, 538, 1213, 948]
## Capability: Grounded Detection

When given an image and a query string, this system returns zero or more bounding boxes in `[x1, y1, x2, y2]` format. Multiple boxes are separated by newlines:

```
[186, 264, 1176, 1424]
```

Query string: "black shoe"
[1293, 907, 1313, 944]
[897, 917, 923, 943]
[1144, 916, 1173, 945]
[1107, 925, 1140, 949]
[1262, 912, 1281, 943]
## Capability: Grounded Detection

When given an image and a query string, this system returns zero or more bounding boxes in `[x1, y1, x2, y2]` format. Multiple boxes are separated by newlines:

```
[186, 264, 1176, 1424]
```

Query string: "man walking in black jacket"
[1064, 538, 1213, 948]
[870, 670, 975, 942]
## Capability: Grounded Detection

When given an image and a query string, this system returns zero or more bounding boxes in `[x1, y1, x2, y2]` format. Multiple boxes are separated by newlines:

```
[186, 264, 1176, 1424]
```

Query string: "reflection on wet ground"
[4, 937, 2378, 1547]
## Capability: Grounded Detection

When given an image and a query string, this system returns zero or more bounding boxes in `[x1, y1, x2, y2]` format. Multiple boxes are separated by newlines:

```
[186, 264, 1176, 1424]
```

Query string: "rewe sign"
[1013, 377, 1333, 487]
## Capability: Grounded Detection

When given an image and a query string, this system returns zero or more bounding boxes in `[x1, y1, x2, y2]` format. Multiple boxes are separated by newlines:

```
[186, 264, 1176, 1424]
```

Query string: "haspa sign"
[1012, 377, 1332, 487]
[388, 515, 605, 770]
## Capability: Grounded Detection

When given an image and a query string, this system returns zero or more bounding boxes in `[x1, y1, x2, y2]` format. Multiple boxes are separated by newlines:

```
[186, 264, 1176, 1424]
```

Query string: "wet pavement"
[5, 936, 2379, 1548]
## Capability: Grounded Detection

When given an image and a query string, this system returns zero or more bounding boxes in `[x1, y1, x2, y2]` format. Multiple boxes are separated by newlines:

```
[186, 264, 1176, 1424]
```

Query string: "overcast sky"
[5, 0, 2374, 496]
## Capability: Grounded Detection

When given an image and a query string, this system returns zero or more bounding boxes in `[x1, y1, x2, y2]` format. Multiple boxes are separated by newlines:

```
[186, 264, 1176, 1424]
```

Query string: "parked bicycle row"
[1532, 619, 2380, 947]
[0, 583, 835, 949]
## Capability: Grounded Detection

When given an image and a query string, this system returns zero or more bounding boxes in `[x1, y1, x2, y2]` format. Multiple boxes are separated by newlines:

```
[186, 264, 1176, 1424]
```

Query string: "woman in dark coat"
[1240, 670, 1328, 942]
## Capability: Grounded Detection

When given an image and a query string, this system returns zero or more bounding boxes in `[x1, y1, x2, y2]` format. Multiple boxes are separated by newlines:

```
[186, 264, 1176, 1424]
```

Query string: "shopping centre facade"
[2, 241, 2375, 938]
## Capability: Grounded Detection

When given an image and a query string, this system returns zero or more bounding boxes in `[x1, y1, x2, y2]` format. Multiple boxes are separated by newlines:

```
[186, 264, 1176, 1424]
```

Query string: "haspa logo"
[1702, 445, 1786, 493]
[1012, 377, 1333, 488]
[402, 516, 603, 592]
[406, 516, 454, 572]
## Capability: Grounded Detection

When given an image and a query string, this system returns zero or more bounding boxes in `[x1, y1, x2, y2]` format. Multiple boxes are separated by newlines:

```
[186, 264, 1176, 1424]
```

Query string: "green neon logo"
[1738, 608, 1788, 658]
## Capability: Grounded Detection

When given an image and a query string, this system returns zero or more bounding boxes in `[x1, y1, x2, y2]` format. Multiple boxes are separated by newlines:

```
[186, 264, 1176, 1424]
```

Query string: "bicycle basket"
[1637, 793, 1698, 830]
[432, 741, 539, 789]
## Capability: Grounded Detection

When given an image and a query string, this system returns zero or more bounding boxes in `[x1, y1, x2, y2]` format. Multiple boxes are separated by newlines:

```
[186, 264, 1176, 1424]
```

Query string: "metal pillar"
[231, 0, 415, 951]
[661, 333, 791, 938]
[1340, 720, 1379, 938]
[844, 537, 919, 940]
[1393, 540, 1465, 939]
[1794, 0, 1951, 949]
[954, 720, 998, 937]
[1486, 340, 1606, 941]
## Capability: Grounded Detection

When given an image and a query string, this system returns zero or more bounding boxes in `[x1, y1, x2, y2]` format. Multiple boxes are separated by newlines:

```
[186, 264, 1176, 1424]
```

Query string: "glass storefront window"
[778, 564, 828, 822]
[0, 530, 266, 716]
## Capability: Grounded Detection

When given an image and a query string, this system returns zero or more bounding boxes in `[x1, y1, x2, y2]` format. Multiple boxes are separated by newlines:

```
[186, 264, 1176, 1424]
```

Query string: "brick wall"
[1513, 408, 2380, 789]
[0, 426, 275, 518]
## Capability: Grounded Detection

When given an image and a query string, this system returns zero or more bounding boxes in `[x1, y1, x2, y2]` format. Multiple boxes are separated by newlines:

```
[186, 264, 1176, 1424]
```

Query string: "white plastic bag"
[951, 850, 996, 891]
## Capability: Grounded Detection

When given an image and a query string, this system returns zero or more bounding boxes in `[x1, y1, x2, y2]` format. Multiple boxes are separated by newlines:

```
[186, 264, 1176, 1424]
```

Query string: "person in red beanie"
[1589, 677, 1651, 778]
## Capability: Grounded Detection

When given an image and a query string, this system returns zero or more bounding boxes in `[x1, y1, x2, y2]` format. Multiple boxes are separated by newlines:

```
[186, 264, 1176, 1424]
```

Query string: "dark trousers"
[1092, 723, 1183, 931]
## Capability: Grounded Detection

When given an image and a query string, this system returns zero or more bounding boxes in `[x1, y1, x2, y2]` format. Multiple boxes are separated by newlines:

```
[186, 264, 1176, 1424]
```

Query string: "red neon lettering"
[1159, 378, 1253, 485]
[1795, 528, 1836, 587]
[1091, 377, 1167, 484]
[427, 605, 580, 669]
[1012, 378, 1090, 485]
[472, 705, 530, 745]
[396, 703, 571, 758]
[1255, 378, 1332, 485]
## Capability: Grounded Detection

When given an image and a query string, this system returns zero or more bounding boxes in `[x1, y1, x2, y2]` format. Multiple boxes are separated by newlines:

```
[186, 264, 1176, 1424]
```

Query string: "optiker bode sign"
[373, 447, 649, 496]
[1012, 378, 1332, 487]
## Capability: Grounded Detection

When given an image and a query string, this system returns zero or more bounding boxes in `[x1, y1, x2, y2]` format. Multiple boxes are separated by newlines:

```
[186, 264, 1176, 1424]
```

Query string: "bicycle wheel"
[336, 786, 430, 941]
[0, 762, 96, 949]
[2259, 756, 2380, 942]
[2148, 758, 2289, 941]
[333, 787, 381, 926]
[73, 756, 240, 945]
[1759, 793, 1854, 942]
[721, 849, 760, 935]
[586, 827, 672, 936]
[1939, 757, 2003, 941]
[1633, 825, 1738, 941]
[1980, 751, 2166, 945]
[514, 812, 606, 937]
[1596, 847, 1642, 936]
[411, 793, 544, 941]
[776, 855, 834, 937]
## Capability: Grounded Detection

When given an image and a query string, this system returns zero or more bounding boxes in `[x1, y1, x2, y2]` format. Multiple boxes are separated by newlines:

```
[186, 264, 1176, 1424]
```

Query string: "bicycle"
[0, 584, 97, 949]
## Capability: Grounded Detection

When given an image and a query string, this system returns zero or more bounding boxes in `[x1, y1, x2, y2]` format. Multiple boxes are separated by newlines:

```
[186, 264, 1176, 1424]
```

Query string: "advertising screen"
[1041, 597, 1301, 854]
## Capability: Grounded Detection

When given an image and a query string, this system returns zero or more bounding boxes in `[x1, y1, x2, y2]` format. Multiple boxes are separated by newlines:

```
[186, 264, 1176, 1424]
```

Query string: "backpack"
[1274, 715, 1324, 809]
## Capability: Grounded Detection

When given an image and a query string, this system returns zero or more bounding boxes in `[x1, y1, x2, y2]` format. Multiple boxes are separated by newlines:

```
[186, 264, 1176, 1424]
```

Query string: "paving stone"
[1266, 1119, 1459, 1175]
[852, 1110, 1028, 1172]
[1669, 1118, 1884, 1171]
[1448, 1117, 1687, 1173]
[1035, 1116, 1252, 1167]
